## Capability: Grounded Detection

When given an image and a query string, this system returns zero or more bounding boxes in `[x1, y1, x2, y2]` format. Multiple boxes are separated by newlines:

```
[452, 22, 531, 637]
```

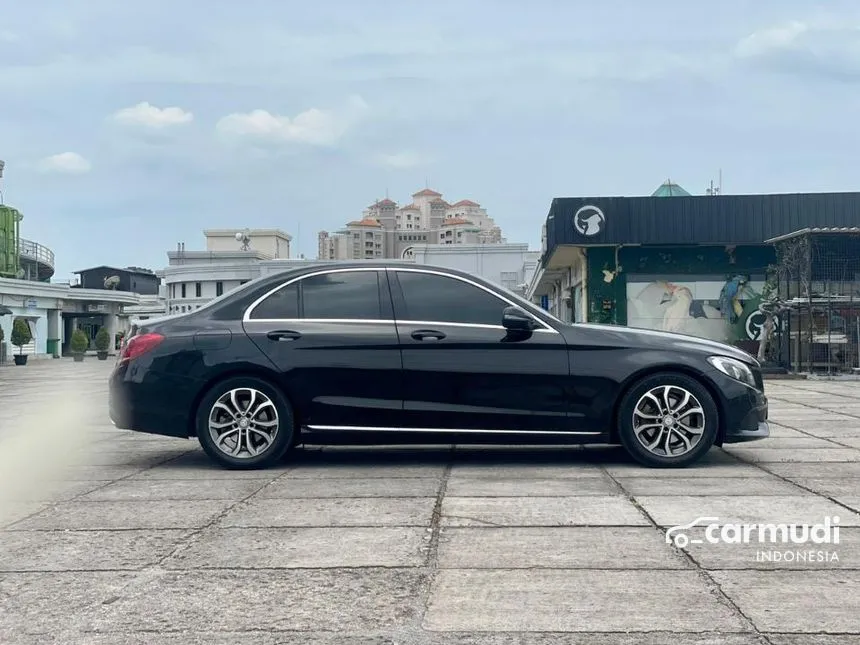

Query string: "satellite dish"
[234, 232, 243, 241]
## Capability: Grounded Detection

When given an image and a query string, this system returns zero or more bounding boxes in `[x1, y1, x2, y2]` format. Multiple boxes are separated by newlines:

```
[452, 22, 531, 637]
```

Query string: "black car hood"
[562, 323, 759, 366]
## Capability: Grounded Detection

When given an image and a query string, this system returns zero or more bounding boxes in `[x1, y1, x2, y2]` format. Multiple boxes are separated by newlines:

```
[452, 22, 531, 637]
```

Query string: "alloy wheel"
[631, 385, 706, 457]
[208, 388, 279, 459]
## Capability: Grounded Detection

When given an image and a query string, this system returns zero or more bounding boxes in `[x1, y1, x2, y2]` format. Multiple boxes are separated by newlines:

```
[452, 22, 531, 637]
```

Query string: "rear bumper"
[109, 363, 195, 438]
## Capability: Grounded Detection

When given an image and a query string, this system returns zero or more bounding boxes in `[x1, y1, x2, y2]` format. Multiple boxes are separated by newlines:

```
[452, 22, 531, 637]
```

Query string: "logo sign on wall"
[573, 205, 606, 237]
[745, 310, 782, 341]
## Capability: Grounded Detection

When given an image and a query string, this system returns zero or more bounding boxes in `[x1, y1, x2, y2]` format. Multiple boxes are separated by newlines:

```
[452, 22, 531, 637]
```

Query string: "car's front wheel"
[195, 376, 294, 469]
[617, 372, 719, 468]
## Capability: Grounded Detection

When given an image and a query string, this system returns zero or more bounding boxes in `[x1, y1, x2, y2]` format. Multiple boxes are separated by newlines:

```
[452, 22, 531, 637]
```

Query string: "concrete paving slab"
[0, 503, 48, 529]
[615, 477, 810, 496]
[167, 527, 427, 568]
[772, 422, 860, 438]
[0, 530, 186, 571]
[0, 571, 140, 638]
[254, 476, 441, 498]
[604, 462, 770, 478]
[437, 526, 688, 569]
[768, 636, 860, 645]
[8, 634, 397, 645]
[788, 479, 860, 497]
[833, 437, 860, 449]
[837, 497, 860, 512]
[423, 569, 747, 632]
[635, 495, 860, 527]
[762, 463, 860, 479]
[675, 527, 854, 570]
[0, 480, 110, 503]
[80, 478, 267, 501]
[445, 475, 618, 497]
[9, 500, 235, 530]
[285, 464, 448, 479]
[727, 448, 860, 463]
[92, 569, 425, 632]
[57, 466, 149, 481]
[441, 496, 647, 527]
[729, 438, 847, 449]
[712, 570, 860, 633]
[219, 496, 437, 527]
[448, 464, 605, 479]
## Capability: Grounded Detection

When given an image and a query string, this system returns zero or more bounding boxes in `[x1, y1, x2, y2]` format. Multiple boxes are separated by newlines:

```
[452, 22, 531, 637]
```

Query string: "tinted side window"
[301, 271, 382, 320]
[397, 272, 507, 326]
[249, 283, 299, 319]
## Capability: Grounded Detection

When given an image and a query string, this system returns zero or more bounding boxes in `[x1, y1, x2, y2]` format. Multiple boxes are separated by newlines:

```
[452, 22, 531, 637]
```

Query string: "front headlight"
[708, 355, 757, 388]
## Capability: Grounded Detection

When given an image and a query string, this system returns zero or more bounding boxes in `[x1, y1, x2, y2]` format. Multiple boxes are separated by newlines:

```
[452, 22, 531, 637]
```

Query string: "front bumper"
[723, 421, 770, 443]
[707, 368, 769, 445]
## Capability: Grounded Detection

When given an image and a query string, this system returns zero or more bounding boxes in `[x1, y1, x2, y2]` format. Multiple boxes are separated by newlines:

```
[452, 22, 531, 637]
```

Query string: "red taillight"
[119, 332, 164, 363]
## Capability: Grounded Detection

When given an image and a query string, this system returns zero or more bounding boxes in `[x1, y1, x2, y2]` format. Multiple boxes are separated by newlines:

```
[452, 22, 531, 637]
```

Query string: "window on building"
[195, 282, 202, 298]
[249, 283, 299, 320]
[301, 271, 382, 320]
[396, 272, 508, 326]
[181, 283, 186, 298]
[216, 281, 224, 297]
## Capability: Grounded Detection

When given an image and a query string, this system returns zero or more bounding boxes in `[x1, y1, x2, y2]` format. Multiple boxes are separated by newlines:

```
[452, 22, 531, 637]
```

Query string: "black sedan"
[109, 263, 768, 469]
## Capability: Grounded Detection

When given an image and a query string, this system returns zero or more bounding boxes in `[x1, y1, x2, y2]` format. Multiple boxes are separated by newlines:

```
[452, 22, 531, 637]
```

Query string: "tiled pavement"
[0, 359, 859, 644]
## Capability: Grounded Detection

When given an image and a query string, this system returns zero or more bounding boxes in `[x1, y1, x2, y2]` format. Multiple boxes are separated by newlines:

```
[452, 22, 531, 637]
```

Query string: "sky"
[2, 0, 860, 280]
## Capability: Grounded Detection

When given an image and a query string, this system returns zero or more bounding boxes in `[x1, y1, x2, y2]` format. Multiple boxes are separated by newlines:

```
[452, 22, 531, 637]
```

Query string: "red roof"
[412, 188, 442, 197]
[347, 218, 382, 227]
[442, 217, 472, 226]
[400, 202, 420, 210]
[378, 198, 396, 207]
[452, 199, 480, 207]
[430, 198, 451, 207]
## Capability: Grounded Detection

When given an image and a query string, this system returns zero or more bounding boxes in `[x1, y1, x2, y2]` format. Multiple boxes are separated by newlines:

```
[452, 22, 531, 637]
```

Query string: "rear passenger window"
[249, 283, 299, 320]
[301, 271, 382, 320]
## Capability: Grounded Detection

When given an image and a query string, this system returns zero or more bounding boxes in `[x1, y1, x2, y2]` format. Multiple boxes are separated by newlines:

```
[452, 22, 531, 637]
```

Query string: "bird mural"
[659, 283, 695, 333]
[719, 275, 748, 323]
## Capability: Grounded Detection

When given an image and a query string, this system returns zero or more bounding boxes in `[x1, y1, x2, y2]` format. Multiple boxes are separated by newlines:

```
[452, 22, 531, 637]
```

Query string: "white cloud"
[374, 151, 431, 169]
[37, 152, 92, 175]
[112, 101, 194, 129]
[216, 95, 368, 147]
[0, 30, 20, 43]
[735, 21, 809, 58]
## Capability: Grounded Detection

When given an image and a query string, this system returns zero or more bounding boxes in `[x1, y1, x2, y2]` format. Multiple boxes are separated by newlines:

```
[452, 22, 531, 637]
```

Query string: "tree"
[70, 328, 89, 355]
[94, 327, 111, 352]
[10, 318, 32, 355]
[756, 237, 811, 363]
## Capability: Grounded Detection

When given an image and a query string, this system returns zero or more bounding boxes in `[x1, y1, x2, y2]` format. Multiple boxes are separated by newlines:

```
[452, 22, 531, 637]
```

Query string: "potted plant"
[10, 318, 32, 366]
[94, 327, 111, 360]
[70, 328, 89, 362]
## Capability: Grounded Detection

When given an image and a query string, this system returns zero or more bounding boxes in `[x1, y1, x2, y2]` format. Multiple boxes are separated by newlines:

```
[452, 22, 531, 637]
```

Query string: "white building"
[318, 188, 505, 261]
[161, 229, 292, 315]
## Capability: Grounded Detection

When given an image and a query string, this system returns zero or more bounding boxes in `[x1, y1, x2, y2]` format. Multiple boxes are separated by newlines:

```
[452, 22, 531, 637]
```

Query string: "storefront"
[529, 190, 860, 357]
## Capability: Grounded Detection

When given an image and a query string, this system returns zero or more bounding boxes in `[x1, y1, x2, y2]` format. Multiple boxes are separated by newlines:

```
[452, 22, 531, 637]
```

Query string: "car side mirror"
[502, 306, 537, 332]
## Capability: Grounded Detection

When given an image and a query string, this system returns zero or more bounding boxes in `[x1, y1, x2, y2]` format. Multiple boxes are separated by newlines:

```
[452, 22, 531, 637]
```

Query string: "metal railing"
[18, 238, 55, 269]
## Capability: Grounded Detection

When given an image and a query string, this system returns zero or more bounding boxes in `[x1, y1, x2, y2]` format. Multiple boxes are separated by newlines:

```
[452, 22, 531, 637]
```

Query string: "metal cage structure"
[768, 229, 860, 375]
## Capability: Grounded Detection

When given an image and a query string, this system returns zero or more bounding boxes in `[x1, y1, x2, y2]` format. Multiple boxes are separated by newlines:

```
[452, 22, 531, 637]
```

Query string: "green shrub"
[70, 329, 89, 354]
[10, 319, 32, 353]
[94, 327, 111, 352]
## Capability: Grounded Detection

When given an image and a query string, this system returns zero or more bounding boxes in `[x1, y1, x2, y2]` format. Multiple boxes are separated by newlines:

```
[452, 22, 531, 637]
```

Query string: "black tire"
[195, 376, 295, 470]
[616, 371, 719, 468]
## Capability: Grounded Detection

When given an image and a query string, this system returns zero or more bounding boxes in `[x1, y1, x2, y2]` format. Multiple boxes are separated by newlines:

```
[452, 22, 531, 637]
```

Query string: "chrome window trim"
[242, 265, 559, 335]
[387, 266, 558, 333]
[243, 267, 381, 323]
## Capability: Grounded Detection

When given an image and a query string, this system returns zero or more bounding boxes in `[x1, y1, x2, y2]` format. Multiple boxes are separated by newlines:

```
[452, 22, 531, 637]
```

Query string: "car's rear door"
[389, 267, 570, 433]
[242, 268, 403, 429]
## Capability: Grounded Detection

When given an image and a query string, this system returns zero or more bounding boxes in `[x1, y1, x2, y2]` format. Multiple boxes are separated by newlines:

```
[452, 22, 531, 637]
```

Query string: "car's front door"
[389, 268, 570, 433]
[242, 268, 403, 429]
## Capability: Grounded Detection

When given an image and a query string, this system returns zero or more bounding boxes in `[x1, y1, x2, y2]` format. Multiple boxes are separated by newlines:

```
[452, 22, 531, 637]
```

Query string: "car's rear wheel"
[617, 372, 718, 468]
[195, 376, 294, 469]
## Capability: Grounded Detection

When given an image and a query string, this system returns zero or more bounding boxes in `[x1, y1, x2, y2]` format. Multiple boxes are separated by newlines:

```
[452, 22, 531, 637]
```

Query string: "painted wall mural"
[626, 274, 766, 343]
